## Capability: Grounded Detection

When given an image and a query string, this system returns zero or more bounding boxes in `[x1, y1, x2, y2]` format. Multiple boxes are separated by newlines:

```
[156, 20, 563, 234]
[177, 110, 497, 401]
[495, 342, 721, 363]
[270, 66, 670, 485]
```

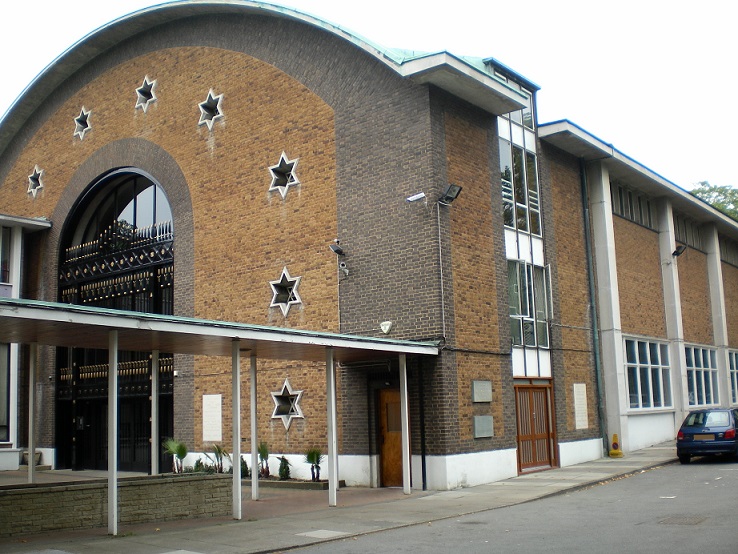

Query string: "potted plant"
[304, 447, 325, 482]
[258, 441, 270, 478]
[163, 438, 188, 473]
[278, 456, 291, 480]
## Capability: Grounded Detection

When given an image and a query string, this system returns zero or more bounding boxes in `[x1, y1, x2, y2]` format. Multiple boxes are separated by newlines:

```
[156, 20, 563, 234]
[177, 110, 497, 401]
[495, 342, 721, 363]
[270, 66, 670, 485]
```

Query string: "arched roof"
[0, 0, 527, 156]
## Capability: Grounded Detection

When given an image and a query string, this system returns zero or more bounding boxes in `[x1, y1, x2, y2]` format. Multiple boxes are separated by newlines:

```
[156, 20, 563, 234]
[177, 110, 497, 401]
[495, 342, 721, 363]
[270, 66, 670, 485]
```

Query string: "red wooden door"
[516, 386, 553, 471]
[379, 389, 403, 487]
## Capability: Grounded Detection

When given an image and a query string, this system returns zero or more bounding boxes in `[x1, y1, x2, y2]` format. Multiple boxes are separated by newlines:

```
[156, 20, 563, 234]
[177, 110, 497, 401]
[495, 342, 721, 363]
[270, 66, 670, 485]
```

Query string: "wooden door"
[515, 386, 553, 471]
[379, 388, 403, 487]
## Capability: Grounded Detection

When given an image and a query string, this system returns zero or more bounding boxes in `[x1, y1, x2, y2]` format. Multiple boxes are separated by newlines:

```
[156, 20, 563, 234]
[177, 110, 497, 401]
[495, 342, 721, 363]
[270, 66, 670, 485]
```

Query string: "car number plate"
[694, 434, 715, 440]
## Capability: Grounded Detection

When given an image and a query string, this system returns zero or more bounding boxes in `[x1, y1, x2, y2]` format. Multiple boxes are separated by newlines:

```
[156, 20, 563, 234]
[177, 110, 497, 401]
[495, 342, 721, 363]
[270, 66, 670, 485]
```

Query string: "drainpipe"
[580, 158, 609, 453]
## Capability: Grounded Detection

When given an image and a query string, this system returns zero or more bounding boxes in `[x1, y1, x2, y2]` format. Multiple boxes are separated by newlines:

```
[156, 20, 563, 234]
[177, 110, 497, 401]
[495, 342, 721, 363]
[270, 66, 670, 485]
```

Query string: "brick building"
[0, 1, 736, 491]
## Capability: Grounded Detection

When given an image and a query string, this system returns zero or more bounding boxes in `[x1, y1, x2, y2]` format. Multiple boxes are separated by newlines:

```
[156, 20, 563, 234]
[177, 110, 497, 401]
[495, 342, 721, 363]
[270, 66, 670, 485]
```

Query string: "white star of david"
[268, 152, 300, 199]
[135, 76, 157, 113]
[73, 107, 91, 140]
[27, 165, 44, 198]
[198, 89, 224, 130]
[271, 379, 304, 430]
[269, 266, 302, 316]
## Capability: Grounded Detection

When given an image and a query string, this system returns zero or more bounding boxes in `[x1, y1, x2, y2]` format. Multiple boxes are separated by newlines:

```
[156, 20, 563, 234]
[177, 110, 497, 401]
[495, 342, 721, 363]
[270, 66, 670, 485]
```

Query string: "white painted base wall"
[416, 449, 518, 490]
[0, 448, 20, 470]
[626, 412, 679, 451]
[558, 438, 604, 467]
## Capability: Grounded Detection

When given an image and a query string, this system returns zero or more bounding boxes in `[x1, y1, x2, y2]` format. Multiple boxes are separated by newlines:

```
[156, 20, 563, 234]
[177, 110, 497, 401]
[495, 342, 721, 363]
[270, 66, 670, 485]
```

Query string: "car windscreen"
[685, 411, 730, 427]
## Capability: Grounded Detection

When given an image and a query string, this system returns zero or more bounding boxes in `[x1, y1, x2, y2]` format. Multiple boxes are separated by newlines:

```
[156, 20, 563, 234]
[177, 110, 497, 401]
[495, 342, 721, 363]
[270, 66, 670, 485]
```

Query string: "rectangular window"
[508, 261, 550, 348]
[686, 346, 719, 406]
[624, 339, 671, 410]
[499, 116, 541, 237]
[0, 227, 10, 284]
[0, 343, 8, 442]
[730, 351, 738, 405]
[610, 182, 655, 230]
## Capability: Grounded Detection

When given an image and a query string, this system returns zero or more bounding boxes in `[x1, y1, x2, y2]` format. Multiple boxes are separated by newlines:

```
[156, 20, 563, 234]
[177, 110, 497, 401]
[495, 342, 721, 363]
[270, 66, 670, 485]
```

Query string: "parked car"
[676, 408, 738, 464]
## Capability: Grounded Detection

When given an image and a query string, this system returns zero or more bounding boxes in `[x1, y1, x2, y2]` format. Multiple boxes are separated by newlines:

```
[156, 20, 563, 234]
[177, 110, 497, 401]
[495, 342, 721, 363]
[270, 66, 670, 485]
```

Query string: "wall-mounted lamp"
[380, 321, 393, 334]
[438, 184, 462, 205]
[406, 192, 427, 203]
[672, 245, 687, 257]
[329, 243, 345, 256]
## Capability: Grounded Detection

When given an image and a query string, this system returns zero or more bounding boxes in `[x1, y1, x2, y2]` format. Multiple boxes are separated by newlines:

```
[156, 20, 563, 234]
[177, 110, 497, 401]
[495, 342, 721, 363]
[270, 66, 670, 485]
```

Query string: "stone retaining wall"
[0, 474, 232, 538]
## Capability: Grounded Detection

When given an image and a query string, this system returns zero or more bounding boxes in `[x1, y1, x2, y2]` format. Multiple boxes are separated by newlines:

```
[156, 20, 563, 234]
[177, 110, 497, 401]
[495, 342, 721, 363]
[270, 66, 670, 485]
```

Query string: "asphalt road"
[295, 456, 738, 553]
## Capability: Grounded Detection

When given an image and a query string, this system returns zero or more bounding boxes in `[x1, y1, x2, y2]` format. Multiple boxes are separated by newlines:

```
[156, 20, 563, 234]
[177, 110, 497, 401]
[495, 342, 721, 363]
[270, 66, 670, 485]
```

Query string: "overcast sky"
[1, 0, 733, 191]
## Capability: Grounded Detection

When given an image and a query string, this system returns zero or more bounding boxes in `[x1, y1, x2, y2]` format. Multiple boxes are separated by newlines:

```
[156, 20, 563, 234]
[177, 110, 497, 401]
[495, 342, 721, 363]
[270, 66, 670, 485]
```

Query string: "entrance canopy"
[0, 298, 439, 361]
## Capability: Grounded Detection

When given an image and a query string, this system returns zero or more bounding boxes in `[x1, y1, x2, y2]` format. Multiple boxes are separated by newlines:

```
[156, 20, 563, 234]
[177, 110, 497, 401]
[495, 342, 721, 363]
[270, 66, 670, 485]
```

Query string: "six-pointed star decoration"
[271, 379, 304, 430]
[198, 89, 224, 130]
[268, 152, 300, 199]
[73, 107, 91, 140]
[27, 166, 44, 198]
[269, 266, 302, 316]
[135, 76, 157, 112]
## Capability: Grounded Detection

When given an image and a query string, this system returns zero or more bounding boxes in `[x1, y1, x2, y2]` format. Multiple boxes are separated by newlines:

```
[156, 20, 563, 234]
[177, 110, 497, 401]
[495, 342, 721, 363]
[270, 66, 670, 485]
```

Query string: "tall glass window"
[0, 226, 10, 283]
[508, 261, 550, 347]
[729, 351, 738, 404]
[625, 339, 672, 409]
[686, 346, 719, 406]
[0, 343, 8, 442]
[498, 88, 540, 237]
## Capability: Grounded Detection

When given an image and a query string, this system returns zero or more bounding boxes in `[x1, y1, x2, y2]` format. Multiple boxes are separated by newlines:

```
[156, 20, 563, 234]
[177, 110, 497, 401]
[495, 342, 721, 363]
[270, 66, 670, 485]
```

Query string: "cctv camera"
[339, 261, 347, 268]
[406, 192, 426, 203]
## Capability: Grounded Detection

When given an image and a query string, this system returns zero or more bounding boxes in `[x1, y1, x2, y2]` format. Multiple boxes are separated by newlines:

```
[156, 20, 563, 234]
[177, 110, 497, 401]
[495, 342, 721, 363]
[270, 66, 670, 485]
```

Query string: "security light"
[438, 184, 462, 205]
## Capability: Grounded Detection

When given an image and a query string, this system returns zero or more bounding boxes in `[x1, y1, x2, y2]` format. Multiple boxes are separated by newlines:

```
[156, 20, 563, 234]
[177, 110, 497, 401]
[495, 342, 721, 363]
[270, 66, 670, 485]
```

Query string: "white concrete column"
[399, 354, 411, 495]
[108, 330, 119, 536]
[326, 347, 338, 507]
[657, 199, 688, 423]
[231, 340, 242, 520]
[9, 227, 22, 451]
[587, 162, 628, 450]
[704, 225, 730, 407]
[251, 352, 259, 500]
[250, 354, 258, 500]
[27, 343, 37, 484]
[151, 350, 159, 476]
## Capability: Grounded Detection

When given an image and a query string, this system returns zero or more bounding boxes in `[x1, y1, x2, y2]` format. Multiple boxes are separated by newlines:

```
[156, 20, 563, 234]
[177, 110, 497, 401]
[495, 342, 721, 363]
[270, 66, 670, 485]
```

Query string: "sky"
[0, 0, 734, 191]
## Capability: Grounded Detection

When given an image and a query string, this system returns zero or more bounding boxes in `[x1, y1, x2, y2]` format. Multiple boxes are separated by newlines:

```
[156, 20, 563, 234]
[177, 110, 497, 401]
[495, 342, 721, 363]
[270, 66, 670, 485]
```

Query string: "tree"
[691, 181, 738, 221]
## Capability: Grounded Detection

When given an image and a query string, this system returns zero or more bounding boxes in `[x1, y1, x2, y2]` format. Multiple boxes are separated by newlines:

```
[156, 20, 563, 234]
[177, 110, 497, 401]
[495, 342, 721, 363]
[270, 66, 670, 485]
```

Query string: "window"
[508, 261, 550, 347]
[625, 339, 672, 409]
[610, 181, 654, 229]
[673, 212, 703, 250]
[0, 226, 10, 283]
[0, 343, 7, 441]
[719, 235, 738, 267]
[686, 346, 719, 406]
[499, 104, 540, 237]
[729, 351, 738, 404]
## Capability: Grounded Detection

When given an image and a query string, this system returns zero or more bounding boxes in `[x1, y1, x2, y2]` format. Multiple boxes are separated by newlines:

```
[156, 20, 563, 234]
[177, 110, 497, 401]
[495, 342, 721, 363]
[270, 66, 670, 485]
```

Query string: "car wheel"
[678, 454, 690, 465]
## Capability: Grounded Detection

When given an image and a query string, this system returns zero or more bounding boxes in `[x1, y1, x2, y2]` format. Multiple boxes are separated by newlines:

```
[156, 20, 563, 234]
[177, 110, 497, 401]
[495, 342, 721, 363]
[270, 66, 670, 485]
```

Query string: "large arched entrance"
[55, 169, 174, 472]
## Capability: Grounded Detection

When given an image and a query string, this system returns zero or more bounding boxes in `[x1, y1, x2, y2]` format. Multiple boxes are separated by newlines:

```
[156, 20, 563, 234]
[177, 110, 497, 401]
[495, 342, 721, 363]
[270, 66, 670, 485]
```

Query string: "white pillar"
[658, 198, 687, 422]
[108, 330, 119, 536]
[399, 354, 411, 495]
[27, 343, 37, 484]
[9, 228, 22, 451]
[232, 340, 242, 520]
[250, 354, 259, 501]
[326, 347, 338, 507]
[151, 350, 159, 476]
[704, 225, 730, 407]
[587, 162, 628, 450]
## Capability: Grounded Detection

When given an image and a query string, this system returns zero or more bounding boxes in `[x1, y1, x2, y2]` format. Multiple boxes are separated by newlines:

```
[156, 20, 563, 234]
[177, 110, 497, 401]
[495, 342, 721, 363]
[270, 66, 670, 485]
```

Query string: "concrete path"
[0, 442, 677, 553]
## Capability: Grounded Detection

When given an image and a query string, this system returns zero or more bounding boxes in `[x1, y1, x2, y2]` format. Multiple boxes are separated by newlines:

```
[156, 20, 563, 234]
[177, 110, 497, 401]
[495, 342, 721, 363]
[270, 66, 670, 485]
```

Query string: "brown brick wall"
[540, 144, 600, 438]
[722, 262, 738, 347]
[0, 475, 232, 538]
[613, 217, 666, 338]
[678, 248, 713, 345]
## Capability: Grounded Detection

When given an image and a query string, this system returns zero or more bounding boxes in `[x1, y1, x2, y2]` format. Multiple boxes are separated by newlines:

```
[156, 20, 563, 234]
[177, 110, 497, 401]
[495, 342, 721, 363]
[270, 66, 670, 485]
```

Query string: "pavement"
[0, 441, 677, 553]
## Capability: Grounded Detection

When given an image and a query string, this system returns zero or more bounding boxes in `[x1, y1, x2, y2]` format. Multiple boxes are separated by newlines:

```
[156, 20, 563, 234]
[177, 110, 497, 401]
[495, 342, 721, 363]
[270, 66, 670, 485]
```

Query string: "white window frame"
[686, 345, 719, 406]
[729, 351, 738, 405]
[508, 260, 550, 348]
[624, 338, 672, 410]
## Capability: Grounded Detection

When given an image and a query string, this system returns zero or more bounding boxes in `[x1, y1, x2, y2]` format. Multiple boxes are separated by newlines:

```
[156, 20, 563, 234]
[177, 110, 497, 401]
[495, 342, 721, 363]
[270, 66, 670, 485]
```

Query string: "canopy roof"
[0, 298, 438, 362]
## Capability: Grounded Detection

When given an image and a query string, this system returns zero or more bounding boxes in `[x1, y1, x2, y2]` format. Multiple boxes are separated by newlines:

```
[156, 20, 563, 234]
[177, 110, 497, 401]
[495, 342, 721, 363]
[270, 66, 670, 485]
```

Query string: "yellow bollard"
[609, 433, 624, 458]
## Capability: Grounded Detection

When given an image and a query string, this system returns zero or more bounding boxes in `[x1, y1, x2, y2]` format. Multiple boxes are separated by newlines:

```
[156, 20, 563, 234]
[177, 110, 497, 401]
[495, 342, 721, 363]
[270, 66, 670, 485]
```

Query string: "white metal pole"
[250, 353, 259, 500]
[232, 340, 242, 519]
[108, 330, 119, 536]
[399, 354, 411, 495]
[27, 343, 37, 484]
[151, 350, 159, 476]
[326, 347, 338, 507]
